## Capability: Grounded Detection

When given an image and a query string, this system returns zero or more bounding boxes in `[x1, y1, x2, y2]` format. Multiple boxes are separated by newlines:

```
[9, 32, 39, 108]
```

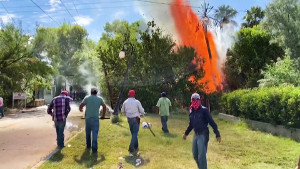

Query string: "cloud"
[0, 14, 16, 24]
[47, 0, 61, 12]
[74, 16, 93, 26]
[113, 11, 125, 19]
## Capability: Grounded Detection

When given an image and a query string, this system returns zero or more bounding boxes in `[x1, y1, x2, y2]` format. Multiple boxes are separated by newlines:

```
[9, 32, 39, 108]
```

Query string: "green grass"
[39, 113, 300, 169]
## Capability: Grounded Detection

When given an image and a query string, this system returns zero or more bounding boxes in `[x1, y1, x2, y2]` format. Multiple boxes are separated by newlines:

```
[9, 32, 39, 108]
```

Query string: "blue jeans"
[0, 106, 4, 117]
[161, 116, 169, 133]
[85, 117, 99, 152]
[127, 117, 139, 153]
[192, 133, 209, 169]
[54, 121, 66, 148]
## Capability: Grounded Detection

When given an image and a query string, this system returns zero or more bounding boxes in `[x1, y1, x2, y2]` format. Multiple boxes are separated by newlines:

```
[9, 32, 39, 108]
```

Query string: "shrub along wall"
[221, 86, 300, 128]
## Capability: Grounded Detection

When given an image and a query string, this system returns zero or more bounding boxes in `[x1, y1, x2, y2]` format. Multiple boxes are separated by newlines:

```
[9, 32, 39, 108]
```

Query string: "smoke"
[134, 0, 179, 42]
[78, 60, 100, 96]
[212, 22, 237, 74]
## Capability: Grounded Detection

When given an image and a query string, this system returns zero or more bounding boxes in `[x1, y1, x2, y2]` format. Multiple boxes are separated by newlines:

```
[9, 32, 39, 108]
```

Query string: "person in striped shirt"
[47, 90, 72, 149]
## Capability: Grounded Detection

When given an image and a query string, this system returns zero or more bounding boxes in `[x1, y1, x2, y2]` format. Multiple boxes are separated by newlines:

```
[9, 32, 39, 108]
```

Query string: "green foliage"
[221, 86, 300, 128]
[263, 0, 300, 59]
[214, 5, 237, 27]
[242, 6, 265, 28]
[0, 23, 53, 103]
[224, 26, 284, 89]
[258, 56, 300, 87]
[98, 20, 201, 111]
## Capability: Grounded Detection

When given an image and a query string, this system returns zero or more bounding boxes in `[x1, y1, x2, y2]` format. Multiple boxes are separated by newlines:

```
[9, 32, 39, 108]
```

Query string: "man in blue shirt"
[79, 88, 106, 153]
[183, 93, 221, 169]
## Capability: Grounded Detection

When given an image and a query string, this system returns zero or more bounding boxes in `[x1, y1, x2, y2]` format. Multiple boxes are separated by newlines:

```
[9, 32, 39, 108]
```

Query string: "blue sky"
[0, 0, 271, 41]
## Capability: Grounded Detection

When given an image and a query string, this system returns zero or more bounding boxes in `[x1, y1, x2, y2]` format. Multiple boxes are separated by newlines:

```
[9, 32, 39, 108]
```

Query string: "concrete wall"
[218, 113, 300, 142]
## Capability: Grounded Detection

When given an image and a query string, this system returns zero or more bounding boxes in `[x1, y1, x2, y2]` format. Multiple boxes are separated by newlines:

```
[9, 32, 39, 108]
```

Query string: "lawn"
[39, 113, 300, 169]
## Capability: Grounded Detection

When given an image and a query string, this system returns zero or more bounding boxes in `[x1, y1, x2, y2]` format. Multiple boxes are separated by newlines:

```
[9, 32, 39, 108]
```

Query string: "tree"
[263, 0, 300, 59]
[242, 6, 265, 28]
[0, 24, 53, 103]
[258, 56, 300, 87]
[224, 26, 284, 89]
[214, 5, 238, 27]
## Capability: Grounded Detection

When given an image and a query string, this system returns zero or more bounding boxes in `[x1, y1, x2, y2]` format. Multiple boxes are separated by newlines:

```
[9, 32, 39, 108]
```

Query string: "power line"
[29, 0, 59, 25]
[0, 1, 15, 24]
[59, 0, 77, 24]
[71, 0, 79, 16]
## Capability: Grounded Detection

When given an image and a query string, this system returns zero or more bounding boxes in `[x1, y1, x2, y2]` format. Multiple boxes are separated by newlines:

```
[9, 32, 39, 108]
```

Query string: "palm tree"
[242, 6, 265, 28]
[214, 5, 238, 28]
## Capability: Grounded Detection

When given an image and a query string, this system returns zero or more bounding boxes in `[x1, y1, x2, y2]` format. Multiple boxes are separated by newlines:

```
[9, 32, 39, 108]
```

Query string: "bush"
[221, 86, 300, 128]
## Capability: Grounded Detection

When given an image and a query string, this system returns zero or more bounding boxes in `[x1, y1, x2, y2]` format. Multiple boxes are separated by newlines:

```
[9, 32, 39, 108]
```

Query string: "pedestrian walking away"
[79, 88, 106, 153]
[156, 92, 172, 133]
[183, 93, 221, 169]
[121, 90, 145, 156]
[47, 90, 73, 149]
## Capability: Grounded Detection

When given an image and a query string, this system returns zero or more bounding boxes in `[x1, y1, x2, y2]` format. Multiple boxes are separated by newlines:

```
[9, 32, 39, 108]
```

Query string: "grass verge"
[39, 113, 300, 169]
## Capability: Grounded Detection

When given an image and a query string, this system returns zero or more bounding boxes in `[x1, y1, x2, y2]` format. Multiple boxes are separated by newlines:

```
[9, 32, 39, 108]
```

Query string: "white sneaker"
[129, 153, 134, 157]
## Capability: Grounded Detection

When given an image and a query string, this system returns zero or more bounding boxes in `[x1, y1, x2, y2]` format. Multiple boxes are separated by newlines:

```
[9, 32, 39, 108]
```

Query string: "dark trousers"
[127, 117, 140, 153]
[161, 116, 169, 133]
[85, 117, 99, 152]
[54, 121, 66, 148]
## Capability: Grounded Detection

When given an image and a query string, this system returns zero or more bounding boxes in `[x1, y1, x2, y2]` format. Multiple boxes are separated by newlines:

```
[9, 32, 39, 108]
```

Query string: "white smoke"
[78, 60, 100, 96]
[212, 23, 237, 74]
[134, 0, 179, 42]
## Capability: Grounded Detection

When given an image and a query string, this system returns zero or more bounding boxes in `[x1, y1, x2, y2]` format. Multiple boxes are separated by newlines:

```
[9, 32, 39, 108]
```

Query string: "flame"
[170, 0, 223, 93]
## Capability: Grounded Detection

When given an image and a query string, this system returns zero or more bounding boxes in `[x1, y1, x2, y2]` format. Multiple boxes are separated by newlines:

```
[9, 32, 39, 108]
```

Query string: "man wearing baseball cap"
[47, 90, 73, 149]
[79, 88, 106, 153]
[183, 93, 221, 169]
[121, 90, 145, 156]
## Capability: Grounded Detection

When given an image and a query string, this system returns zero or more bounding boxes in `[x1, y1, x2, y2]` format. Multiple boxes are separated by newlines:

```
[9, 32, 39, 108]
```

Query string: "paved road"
[0, 104, 85, 169]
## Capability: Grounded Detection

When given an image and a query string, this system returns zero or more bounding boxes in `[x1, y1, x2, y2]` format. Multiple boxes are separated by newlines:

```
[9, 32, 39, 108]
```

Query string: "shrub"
[221, 86, 300, 128]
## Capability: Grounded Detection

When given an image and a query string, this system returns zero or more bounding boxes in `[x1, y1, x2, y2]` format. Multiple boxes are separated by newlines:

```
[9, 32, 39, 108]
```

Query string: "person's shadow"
[74, 149, 105, 168]
[49, 149, 64, 162]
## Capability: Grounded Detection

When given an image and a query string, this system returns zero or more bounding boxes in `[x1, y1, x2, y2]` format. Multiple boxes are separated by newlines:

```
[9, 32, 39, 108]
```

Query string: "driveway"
[0, 104, 85, 169]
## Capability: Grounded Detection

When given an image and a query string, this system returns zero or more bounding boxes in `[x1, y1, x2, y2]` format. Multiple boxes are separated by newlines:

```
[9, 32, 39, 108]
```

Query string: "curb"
[31, 128, 84, 169]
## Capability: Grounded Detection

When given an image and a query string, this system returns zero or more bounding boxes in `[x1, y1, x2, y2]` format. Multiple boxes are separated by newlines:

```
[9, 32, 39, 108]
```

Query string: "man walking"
[79, 88, 106, 153]
[0, 96, 4, 119]
[183, 93, 221, 169]
[156, 92, 171, 133]
[47, 91, 72, 149]
[121, 90, 145, 156]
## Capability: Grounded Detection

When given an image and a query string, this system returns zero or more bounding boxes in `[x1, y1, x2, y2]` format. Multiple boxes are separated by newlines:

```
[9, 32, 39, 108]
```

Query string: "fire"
[170, 0, 223, 93]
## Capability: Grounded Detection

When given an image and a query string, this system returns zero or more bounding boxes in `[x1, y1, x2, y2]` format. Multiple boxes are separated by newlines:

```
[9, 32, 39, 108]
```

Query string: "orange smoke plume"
[170, 0, 223, 93]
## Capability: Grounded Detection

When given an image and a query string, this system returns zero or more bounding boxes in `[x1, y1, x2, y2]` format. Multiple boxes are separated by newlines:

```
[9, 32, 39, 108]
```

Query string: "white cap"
[191, 93, 200, 100]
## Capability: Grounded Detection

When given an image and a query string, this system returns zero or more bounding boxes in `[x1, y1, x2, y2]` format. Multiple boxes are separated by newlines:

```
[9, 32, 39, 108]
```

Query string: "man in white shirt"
[121, 90, 145, 156]
[0, 96, 4, 118]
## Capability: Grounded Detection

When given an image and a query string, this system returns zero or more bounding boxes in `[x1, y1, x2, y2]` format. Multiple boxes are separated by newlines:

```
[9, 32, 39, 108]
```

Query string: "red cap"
[61, 90, 68, 96]
[128, 90, 135, 97]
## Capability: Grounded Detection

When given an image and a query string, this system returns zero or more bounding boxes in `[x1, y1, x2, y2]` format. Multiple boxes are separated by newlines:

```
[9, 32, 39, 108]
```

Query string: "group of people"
[47, 88, 221, 169]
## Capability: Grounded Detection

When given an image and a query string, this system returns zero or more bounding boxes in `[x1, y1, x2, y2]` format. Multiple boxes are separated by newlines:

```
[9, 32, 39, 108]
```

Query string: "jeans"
[54, 121, 66, 148]
[161, 116, 169, 133]
[85, 117, 99, 152]
[192, 133, 209, 169]
[0, 106, 4, 117]
[127, 117, 139, 153]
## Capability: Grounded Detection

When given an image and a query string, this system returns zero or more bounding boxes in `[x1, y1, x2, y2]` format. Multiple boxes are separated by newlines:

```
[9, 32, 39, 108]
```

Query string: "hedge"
[221, 86, 300, 128]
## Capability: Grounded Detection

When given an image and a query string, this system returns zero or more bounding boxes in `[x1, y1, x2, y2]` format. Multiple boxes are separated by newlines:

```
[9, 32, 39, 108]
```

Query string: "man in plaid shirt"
[47, 90, 72, 149]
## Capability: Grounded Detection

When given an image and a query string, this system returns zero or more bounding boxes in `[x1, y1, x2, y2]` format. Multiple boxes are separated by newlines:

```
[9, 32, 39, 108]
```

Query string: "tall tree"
[0, 24, 53, 102]
[224, 26, 284, 89]
[214, 5, 238, 27]
[263, 0, 300, 59]
[242, 6, 265, 28]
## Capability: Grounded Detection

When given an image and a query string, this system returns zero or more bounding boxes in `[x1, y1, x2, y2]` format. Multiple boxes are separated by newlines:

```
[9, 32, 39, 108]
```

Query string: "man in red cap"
[121, 90, 145, 156]
[47, 90, 72, 149]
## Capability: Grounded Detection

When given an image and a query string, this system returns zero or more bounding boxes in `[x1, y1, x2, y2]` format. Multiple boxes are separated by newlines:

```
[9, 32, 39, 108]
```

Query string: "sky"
[0, 0, 271, 42]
